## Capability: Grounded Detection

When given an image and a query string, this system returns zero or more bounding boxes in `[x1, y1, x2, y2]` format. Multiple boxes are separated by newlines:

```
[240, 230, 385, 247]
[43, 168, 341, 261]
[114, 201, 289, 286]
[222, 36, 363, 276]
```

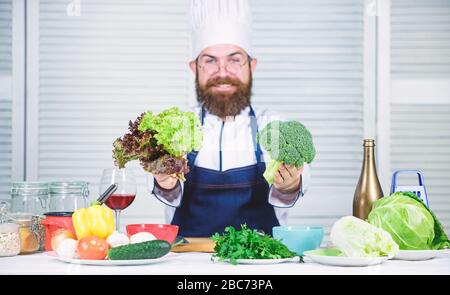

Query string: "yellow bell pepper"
[72, 202, 115, 240]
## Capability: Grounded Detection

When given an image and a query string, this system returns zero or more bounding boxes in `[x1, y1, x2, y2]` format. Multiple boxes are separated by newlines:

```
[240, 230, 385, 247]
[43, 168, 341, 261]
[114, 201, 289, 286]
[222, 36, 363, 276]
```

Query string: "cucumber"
[108, 239, 171, 260]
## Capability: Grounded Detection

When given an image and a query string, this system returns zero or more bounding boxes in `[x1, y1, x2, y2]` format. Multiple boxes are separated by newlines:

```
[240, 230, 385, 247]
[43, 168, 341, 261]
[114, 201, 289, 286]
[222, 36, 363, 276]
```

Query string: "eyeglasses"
[197, 53, 251, 75]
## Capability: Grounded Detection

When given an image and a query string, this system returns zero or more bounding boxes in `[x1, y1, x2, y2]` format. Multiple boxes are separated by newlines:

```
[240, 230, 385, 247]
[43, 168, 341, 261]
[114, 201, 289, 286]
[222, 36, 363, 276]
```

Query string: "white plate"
[393, 250, 443, 261]
[46, 251, 173, 266]
[303, 249, 390, 267]
[211, 256, 301, 265]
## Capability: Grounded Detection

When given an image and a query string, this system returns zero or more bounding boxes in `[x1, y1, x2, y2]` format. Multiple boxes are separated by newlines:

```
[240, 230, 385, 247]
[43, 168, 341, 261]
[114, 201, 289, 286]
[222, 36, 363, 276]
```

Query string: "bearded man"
[151, 0, 310, 237]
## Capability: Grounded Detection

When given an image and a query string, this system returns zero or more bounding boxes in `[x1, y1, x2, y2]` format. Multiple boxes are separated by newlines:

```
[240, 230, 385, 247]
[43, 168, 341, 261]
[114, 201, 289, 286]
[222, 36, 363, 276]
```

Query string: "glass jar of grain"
[0, 202, 20, 257]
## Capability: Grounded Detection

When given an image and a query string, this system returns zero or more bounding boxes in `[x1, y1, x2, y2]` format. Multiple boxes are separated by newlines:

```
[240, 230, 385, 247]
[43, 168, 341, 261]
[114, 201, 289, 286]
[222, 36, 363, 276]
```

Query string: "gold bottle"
[353, 139, 383, 220]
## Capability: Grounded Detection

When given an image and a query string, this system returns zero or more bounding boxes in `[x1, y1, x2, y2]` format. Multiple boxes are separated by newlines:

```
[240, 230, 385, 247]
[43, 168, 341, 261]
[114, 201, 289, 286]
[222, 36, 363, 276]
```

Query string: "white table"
[1, 251, 449, 275]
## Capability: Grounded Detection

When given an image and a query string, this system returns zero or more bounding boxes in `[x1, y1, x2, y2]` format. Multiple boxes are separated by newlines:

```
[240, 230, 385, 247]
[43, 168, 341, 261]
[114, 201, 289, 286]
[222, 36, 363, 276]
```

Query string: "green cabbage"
[368, 192, 450, 250]
[330, 216, 399, 257]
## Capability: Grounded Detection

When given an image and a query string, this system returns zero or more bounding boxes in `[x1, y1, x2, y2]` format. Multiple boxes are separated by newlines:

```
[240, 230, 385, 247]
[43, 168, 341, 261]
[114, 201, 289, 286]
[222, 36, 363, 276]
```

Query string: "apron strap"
[201, 105, 206, 125]
[249, 106, 263, 163]
[187, 106, 206, 168]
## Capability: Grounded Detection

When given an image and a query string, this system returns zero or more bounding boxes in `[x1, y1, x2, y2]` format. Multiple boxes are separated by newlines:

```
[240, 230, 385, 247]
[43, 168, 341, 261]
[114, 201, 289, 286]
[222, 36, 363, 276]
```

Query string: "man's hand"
[273, 164, 303, 194]
[154, 174, 179, 190]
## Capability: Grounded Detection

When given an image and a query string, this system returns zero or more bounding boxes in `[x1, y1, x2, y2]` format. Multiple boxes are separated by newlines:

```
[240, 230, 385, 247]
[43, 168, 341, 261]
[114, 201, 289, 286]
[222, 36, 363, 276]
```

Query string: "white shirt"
[151, 105, 311, 225]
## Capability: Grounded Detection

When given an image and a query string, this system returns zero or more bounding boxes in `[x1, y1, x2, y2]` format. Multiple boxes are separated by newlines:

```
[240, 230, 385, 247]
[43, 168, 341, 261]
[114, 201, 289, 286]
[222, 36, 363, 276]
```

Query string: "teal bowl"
[273, 226, 324, 255]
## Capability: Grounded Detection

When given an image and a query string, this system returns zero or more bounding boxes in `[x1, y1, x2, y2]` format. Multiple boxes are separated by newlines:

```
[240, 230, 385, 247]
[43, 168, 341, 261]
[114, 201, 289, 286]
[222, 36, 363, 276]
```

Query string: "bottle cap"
[363, 139, 375, 147]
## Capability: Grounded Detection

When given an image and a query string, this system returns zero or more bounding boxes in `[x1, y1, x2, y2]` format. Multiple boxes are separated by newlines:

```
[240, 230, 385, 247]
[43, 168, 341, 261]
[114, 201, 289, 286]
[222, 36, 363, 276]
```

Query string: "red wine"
[105, 194, 136, 210]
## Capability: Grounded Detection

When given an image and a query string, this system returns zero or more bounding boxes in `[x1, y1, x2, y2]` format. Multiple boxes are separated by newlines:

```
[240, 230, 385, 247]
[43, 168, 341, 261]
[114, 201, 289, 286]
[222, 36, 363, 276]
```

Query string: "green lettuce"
[113, 107, 203, 180]
[368, 192, 450, 250]
[138, 107, 203, 157]
[330, 216, 399, 257]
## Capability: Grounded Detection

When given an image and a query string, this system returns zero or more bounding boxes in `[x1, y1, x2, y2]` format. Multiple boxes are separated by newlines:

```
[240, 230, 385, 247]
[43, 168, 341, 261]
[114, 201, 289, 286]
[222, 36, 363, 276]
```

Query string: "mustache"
[205, 76, 242, 88]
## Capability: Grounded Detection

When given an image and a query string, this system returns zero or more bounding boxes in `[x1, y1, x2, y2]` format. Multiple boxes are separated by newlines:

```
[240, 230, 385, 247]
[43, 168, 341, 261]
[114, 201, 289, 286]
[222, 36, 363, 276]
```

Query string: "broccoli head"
[257, 120, 316, 184]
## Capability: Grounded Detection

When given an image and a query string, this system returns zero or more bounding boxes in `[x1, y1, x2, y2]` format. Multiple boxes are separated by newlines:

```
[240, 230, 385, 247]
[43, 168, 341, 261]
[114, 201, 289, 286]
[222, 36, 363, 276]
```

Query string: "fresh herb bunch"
[211, 224, 302, 265]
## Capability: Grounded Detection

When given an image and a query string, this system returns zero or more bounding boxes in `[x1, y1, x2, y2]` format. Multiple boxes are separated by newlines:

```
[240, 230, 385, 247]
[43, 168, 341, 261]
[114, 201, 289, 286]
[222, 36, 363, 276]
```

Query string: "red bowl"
[42, 212, 77, 251]
[126, 224, 179, 244]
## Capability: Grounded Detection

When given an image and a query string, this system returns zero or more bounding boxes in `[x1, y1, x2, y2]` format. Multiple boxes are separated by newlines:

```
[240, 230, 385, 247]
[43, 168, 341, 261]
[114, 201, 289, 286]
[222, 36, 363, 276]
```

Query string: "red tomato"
[77, 236, 109, 260]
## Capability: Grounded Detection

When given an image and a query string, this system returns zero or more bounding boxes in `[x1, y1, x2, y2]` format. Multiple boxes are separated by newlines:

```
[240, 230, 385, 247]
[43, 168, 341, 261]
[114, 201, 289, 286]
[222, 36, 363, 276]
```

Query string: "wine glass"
[99, 168, 137, 232]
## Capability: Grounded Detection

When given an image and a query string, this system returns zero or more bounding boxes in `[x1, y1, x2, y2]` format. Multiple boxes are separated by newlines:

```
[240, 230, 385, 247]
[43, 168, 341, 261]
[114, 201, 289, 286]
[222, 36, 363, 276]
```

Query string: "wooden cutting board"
[171, 237, 216, 253]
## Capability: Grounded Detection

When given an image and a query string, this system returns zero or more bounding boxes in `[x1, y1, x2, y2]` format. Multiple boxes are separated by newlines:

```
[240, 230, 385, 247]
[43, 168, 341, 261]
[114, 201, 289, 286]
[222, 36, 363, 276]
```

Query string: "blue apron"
[171, 106, 279, 237]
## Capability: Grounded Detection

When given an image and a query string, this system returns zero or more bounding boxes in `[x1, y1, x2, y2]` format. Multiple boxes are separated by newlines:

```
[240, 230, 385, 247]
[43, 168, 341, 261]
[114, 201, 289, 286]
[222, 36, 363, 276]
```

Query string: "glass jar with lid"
[31, 215, 46, 251]
[48, 181, 89, 212]
[11, 182, 49, 215]
[0, 223, 20, 257]
[0, 202, 21, 257]
[9, 212, 40, 254]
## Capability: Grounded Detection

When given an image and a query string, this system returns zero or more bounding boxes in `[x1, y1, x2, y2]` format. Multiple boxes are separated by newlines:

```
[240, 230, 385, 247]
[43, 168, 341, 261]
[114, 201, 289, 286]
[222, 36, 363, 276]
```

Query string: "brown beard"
[196, 73, 252, 117]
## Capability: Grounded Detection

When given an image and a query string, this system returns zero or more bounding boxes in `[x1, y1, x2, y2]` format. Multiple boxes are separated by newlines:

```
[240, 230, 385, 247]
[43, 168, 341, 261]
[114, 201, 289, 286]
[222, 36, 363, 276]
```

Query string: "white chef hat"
[189, 0, 253, 60]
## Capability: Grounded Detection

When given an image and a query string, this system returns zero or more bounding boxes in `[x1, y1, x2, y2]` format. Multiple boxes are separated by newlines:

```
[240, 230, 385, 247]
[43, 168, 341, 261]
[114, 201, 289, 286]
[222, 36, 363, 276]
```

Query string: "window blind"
[391, 0, 450, 234]
[0, 0, 12, 199]
[0, 0, 11, 73]
[34, 0, 190, 224]
[392, 0, 450, 78]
